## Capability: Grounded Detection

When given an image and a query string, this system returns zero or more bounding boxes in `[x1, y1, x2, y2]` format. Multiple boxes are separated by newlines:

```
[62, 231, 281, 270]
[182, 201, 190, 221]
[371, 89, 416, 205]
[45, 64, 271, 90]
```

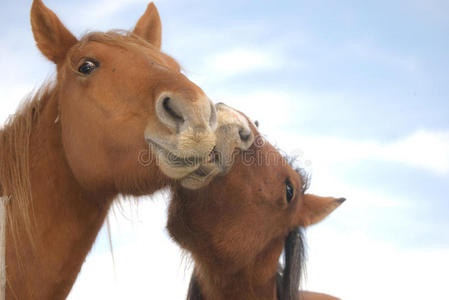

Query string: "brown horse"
[0, 1, 218, 299]
[167, 104, 344, 300]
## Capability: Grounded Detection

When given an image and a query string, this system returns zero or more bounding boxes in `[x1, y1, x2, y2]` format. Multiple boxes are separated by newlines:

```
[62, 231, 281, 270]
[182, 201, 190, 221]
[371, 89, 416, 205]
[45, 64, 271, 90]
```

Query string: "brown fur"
[1, 1, 218, 299]
[299, 291, 341, 300]
[168, 123, 343, 300]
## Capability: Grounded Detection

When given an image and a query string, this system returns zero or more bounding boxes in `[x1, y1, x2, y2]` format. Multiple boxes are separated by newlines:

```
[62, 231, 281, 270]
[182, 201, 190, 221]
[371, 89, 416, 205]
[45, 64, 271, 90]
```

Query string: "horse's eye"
[78, 60, 99, 75]
[285, 179, 294, 203]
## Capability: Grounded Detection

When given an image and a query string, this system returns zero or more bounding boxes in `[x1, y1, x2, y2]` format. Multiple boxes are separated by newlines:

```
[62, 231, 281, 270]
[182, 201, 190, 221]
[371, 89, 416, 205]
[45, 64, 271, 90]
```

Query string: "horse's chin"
[179, 148, 235, 189]
[179, 161, 221, 189]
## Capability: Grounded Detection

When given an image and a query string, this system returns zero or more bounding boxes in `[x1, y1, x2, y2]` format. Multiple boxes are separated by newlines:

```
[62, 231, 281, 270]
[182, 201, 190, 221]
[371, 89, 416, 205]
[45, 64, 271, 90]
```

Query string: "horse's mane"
[276, 228, 306, 300]
[186, 273, 202, 300]
[78, 30, 156, 51]
[186, 228, 306, 300]
[0, 84, 54, 246]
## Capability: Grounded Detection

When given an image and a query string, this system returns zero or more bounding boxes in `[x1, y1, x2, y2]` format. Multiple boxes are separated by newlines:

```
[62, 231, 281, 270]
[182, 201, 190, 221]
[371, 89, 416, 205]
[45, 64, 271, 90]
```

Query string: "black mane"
[276, 227, 306, 300]
[186, 273, 202, 300]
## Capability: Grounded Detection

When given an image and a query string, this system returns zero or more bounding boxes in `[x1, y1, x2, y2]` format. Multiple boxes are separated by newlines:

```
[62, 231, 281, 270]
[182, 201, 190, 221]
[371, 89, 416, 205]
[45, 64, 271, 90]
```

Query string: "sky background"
[1, 0, 448, 299]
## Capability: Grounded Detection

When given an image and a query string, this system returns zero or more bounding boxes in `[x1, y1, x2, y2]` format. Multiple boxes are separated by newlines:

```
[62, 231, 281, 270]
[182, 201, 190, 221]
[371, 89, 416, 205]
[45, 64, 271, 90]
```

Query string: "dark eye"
[78, 60, 99, 75]
[285, 179, 294, 203]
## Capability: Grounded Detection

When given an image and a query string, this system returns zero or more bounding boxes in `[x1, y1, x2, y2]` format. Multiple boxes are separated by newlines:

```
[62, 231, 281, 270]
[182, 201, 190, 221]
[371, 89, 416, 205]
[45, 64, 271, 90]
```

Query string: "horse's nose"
[155, 93, 216, 133]
[239, 128, 251, 142]
[158, 95, 185, 129]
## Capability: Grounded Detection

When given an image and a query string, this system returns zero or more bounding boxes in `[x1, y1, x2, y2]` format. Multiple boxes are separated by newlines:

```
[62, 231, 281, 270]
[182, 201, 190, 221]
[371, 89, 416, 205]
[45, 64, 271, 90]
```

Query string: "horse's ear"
[133, 2, 162, 49]
[30, 0, 77, 64]
[299, 194, 345, 227]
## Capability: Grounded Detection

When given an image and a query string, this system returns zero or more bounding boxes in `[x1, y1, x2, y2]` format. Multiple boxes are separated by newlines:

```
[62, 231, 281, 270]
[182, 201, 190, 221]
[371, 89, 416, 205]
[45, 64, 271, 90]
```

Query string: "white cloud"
[381, 130, 449, 174]
[208, 48, 281, 76]
[274, 129, 449, 175]
[218, 90, 295, 131]
[189, 48, 283, 84]
[0, 84, 36, 125]
[304, 227, 449, 300]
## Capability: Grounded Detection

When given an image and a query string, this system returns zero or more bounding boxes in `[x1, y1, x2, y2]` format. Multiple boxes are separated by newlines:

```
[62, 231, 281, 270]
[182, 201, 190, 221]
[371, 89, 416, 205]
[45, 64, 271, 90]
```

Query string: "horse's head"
[30, 0, 217, 190]
[168, 105, 344, 283]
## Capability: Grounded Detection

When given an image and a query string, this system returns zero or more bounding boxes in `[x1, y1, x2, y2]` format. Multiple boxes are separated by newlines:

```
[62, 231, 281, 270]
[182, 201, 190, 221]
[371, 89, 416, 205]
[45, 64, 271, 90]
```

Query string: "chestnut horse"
[0, 1, 218, 299]
[167, 104, 344, 300]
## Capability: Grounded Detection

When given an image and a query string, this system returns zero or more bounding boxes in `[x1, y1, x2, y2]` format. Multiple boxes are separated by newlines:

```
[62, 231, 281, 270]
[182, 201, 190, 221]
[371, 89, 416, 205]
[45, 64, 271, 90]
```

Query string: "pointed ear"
[30, 0, 78, 64]
[133, 2, 162, 49]
[298, 194, 345, 227]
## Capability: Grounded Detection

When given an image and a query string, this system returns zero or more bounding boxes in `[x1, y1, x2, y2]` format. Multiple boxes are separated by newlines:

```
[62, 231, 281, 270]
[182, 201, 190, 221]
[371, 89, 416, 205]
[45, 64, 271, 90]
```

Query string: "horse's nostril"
[162, 97, 184, 122]
[239, 129, 251, 142]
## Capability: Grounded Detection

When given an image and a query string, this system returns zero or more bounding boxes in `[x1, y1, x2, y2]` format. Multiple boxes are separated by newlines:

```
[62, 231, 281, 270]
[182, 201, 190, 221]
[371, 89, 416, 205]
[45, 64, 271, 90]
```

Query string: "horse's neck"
[5, 95, 115, 300]
[195, 241, 283, 300]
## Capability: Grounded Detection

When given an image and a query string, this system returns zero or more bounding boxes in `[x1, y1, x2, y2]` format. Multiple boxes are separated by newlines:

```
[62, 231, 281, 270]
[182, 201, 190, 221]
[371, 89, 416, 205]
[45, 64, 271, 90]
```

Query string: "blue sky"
[1, 1, 448, 299]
